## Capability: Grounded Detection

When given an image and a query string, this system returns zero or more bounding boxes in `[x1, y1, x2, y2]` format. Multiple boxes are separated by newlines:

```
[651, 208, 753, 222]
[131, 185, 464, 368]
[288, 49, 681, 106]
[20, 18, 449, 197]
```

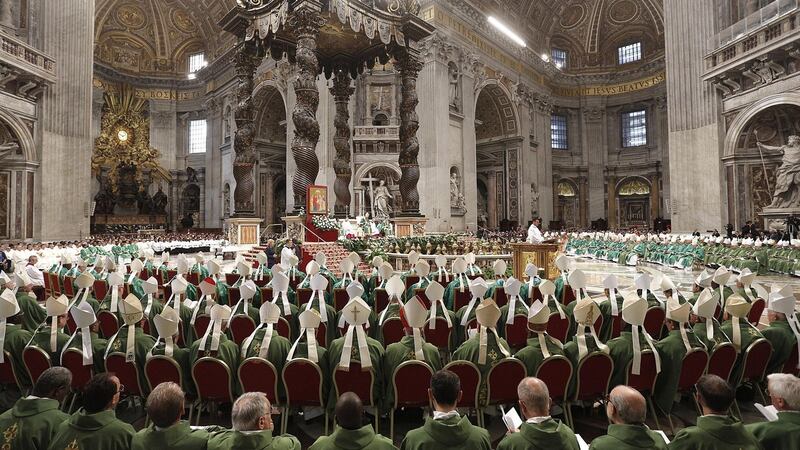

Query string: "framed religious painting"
[307, 185, 328, 215]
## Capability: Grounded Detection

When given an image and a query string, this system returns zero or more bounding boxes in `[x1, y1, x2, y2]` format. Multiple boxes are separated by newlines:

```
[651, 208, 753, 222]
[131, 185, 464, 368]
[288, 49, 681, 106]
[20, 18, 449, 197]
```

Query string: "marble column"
[651, 172, 661, 221]
[487, 172, 497, 229]
[579, 177, 589, 228]
[288, 8, 324, 212]
[232, 42, 258, 217]
[330, 71, 354, 218]
[394, 47, 424, 216]
[580, 102, 607, 223]
[665, 0, 724, 231]
[38, 0, 94, 240]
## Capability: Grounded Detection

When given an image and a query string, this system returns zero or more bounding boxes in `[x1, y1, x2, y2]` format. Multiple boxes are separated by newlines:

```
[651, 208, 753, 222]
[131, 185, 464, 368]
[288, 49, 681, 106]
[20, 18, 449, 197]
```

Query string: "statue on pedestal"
[758, 135, 800, 208]
[151, 184, 168, 215]
[373, 179, 393, 219]
[450, 171, 466, 211]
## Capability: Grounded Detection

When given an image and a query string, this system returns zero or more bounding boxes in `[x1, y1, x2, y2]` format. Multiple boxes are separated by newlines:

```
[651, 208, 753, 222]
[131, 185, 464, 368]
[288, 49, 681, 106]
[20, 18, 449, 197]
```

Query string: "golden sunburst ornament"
[117, 129, 129, 142]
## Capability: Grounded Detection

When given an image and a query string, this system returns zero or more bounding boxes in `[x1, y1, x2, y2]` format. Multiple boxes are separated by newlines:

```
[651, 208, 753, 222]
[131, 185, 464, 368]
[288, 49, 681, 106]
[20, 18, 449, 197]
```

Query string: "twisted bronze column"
[330, 71, 354, 218]
[288, 8, 325, 211]
[395, 48, 424, 215]
[232, 42, 259, 216]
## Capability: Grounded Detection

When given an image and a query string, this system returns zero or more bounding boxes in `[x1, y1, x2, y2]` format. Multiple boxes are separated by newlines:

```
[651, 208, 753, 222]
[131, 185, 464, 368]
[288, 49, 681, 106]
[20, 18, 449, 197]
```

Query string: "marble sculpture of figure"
[759, 135, 800, 208]
[373, 179, 393, 218]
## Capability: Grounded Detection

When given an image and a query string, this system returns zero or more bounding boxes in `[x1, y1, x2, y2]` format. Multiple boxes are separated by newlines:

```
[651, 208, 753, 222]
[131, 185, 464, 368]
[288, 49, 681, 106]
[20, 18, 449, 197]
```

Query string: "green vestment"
[383, 335, 442, 410]
[745, 411, 800, 450]
[188, 333, 241, 388]
[588, 423, 668, 450]
[105, 325, 157, 392]
[718, 320, 764, 383]
[451, 330, 511, 406]
[4, 323, 32, 387]
[62, 330, 107, 375]
[16, 292, 46, 333]
[309, 424, 396, 450]
[0, 397, 68, 450]
[514, 333, 565, 377]
[46, 409, 135, 450]
[668, 415, 763, 450]
[132, 421, 210, 450]
[400, 414, 490, 450]
[496, 418, 579, 450]
[760, 320, 796, 374]
[653, 329, 705, 413]
[207, 429, 300, 450]
[326, 333, 385, 411]
[27, 326, 70, 363]
[241, 329, 291, 397]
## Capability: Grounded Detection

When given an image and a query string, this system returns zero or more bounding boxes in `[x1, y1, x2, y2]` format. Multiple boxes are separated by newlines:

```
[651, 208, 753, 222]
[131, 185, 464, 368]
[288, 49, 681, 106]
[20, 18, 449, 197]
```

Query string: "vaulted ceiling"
[471, 0, 665, 71]
[94, 0, 237, 77]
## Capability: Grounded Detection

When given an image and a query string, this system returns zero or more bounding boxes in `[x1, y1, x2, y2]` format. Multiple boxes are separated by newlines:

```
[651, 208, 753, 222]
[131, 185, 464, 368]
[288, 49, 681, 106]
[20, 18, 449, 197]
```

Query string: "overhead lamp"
[487, 16, 526, 48]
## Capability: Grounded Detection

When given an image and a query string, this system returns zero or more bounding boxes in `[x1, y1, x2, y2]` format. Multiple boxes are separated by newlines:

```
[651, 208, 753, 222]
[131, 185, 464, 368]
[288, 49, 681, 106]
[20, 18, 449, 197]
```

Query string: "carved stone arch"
[354, 161, 401, 182]
[253, 80, 288, 110]
[474, 80, 521, 139]
[0, 108, 36, 163]
[616, 176, 652, 195]
[724, 93, 800, 157]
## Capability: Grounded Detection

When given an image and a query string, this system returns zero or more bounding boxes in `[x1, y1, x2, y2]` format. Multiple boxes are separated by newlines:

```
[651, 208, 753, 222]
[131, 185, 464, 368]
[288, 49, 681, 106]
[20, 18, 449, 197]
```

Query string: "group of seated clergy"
[0, 247, 798, 449]
[1, 366, 798, 449]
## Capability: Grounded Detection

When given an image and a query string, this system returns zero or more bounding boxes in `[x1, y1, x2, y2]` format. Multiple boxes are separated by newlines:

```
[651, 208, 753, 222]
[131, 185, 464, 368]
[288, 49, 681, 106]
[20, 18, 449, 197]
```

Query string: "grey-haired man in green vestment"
[746, 373, 800, 450]
[668, 374, 762, 450]
[309, 392, 396, 450]
[0, 367, 71, 450]
[589, 385, 667, 450]
[401, 369, 490, 450]
[208, 392, 300, 450]
[496, 377, 579, 450]
[133, 382, 213, 450]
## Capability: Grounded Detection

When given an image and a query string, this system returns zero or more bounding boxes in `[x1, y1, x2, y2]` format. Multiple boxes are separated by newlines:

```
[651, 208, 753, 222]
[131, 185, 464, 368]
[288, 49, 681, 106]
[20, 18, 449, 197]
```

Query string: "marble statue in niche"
[223, 184, 231, 218]
[372, 179, 393, 219]
[450, 169, 466, 212]
[530, 183, 540, 216]
[448, 61, 461, 111]
[758, 135, 800, 208]
[152, 184, 168, 215]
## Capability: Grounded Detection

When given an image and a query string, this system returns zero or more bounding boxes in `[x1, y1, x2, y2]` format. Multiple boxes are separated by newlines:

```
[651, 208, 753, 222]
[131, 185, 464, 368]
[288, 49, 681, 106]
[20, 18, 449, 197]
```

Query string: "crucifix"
[362, 171, 380, 218]
[349, 305, 361, 324]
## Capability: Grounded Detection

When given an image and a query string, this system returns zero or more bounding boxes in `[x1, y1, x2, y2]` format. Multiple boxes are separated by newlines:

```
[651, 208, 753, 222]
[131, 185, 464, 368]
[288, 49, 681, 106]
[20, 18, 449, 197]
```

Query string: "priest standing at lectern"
[527, 217, 543, 244]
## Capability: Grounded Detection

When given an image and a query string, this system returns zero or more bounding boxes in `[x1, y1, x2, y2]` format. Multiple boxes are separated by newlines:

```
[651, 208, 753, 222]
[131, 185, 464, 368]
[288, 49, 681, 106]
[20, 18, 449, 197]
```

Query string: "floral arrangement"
[312, 214, 340, 231]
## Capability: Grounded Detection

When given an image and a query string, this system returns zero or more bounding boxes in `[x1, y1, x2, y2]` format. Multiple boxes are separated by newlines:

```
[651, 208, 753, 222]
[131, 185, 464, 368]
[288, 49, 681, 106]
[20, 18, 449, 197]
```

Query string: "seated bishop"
[498, 277, 531, 339]
[269, 271, 300, 340]
[302, 273, 337, 347]
[241, 301, 291, 397]
[454, 277, 489, 348]
[0, 290, 33, 387]
[27, 294, 70, 362]
[231, 280, 260, 324]
[720, 294, 765, 383]
[691, 289, 731, 351]
[13, 271, 47, 332]
[515, 299, 565, 377]
[607, 291, 661, 390]
[137, 276, 164, 337]
[326, 297, 385, 411]
[166, 275, 196, 344]
[406, 260, 432, 301]
[190, 304, 240, 381]
[452, 299, 512, 404]
[148, 305, 193, 394]
[383, 295, 443, 410]
[373, 275, 405, 345]
[562, 270, 613, 342]
[485, 259, 508, 299]
[563, 297, 610, 397]
[444, 257, 471, 311]
[287, 309, 329, 400]
[62, 301, 108, 374]
[423, 281, 456, 348]
[105, 294, 157, 391]
[761, 288, 800, 374]
[518, 263, 542, 304]
[654, 297, 705, 414]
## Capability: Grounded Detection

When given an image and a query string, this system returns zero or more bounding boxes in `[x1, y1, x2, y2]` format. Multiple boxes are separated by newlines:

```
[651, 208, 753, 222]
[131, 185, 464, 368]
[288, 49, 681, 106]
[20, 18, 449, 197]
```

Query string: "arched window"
[372, 113, 389, 126]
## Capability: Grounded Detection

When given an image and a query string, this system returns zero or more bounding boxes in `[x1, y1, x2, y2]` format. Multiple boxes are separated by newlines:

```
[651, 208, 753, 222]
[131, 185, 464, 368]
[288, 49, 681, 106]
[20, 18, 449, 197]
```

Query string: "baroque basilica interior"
[1, 1, 800, 449]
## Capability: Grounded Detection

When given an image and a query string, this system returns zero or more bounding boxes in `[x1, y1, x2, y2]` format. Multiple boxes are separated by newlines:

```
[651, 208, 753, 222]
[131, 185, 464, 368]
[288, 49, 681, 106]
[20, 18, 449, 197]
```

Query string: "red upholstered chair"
[527, 286, 543, 303]
[253, 276, 270, 288]
[374, 289, 389, 314]
[50, 273, 62, 297]
[145, 355, 183, 391]
[121, 284, 130, 299]
[443, 360, 482, 426]
[747, 298, 765, 326]
[282, 358, 327, 435]
[404, 276, 420, 291]
[186, 273, 200, 286]
[783, 342, 799, 376]
[737, 339, 773, 401]
[535, 355, 573, 427]
[547, 313, 570, 343]
[93, 280, 108, 304]
[568, 351, 613, 427]
[276, 317, 292, 341]
[315, 321, 328, 348]
[61, 348, 93, 413]
[230, 315, 256, 346]
[561, 284, 577, 305]
[139, 269, 148, 280]
[334, 362, 378, 432]
[162, 286, 173, 304]
[503, 314, 530, 351]
[239, 357, 280, 405]
[609, 314, 623, 340]
[667, 348, 709, 433]
[413, 289, 430, 308]
[625, 350, 661, 429]
[453, 289, 471, 312]
[228, 287, 241, 306]
[296, 289, 313, 308]
[225, 273, 240, 286]
[105, 352, 144, 401]
[22, 346, 51, 386]
[333, 289, 349, 311]
[62, 276, 76, 298]
[154, 272, 164, 287]
[97, 310, 120, 339]
[643, 307, 665, 339]
[390, 360, 434, 440]
[259, 287, 273, 304]
[166, 270, 178, 281]
[0, 351, 21, 392]
[423, 317, 452, 353]
[486, 358, 527, 410]
[493, 287, 507, 308]
[43, 272, 52, 297]
[381, 317, 405, 346]
[192, 315, 211, 339]
[707, 342, 738, 382]
[192, 357, 234, 425]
